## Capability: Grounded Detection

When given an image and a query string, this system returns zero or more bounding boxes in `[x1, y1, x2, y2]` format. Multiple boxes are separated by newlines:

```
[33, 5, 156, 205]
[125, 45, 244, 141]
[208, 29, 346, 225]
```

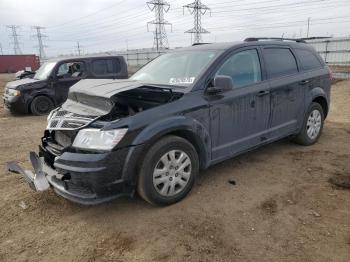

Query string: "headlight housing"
[72, 128, 128, 151]
[7, 89, 20, 97]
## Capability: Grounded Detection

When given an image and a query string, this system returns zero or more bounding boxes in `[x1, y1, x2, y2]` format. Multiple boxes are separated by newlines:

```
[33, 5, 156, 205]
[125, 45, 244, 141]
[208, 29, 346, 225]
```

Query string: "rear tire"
[293, 102, 324, 146]
[137, 135, 199, 206]
[30, 96, 54, 115]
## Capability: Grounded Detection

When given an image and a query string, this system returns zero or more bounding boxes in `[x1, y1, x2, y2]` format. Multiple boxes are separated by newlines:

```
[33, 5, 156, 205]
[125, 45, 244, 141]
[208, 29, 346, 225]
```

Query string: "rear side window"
[216, 49, 262, 88]
[92, 59, 121, 76]
[294, 49, 323, 70]
[263, 48, 298, 78]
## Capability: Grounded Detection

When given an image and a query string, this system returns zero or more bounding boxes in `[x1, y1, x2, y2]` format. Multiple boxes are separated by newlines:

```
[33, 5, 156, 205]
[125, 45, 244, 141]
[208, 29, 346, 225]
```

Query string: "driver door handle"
[257, 90, 270, 97]
[299, 80, 310, 85]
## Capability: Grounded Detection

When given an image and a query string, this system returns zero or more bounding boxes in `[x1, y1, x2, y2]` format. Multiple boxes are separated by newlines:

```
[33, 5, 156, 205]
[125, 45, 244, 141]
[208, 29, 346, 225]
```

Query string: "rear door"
[293, 47, 325, 92]
[262, 46, 305, 138]
[208, 48, 271, 162]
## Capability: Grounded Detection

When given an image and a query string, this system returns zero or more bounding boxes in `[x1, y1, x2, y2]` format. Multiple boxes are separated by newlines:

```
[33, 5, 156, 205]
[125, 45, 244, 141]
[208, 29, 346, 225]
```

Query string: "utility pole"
[307, 17, 311, 38]
[32, 26, 47, 59]
[183, 0, 211, 44]
[76, 42, 82, 56]
[6, 25, 22, 54]
[147, 0, 172, 51]
[0, 43, 3, 55]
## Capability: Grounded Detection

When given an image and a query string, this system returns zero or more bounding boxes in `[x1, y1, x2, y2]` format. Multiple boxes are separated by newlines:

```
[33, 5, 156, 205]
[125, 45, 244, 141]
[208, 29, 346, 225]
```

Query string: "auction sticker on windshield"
[169, 77, 195, 85]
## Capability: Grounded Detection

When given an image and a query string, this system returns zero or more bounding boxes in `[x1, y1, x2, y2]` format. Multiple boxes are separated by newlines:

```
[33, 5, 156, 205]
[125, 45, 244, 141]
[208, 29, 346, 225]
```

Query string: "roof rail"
[244, 37, 306, 43]
[192, 42, 211, 46]
[299, 37, 332, 41]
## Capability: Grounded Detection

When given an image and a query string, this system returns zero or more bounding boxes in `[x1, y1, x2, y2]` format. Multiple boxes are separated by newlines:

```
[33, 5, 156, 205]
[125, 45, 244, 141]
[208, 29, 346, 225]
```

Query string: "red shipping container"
[0, 55, 40, 73]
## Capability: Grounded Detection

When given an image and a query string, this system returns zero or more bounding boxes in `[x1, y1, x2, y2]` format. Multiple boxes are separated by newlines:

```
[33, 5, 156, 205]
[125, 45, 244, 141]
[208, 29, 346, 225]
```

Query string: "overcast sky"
[0, 0, 350, 57]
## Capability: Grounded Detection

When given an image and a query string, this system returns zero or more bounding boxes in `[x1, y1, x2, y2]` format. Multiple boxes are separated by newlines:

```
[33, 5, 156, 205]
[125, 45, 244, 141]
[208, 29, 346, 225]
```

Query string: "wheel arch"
[121, 117, 211, 185]
[312, 96, 328, 118]
[156, 129, 209, 170]
[308, 87, 329, 118]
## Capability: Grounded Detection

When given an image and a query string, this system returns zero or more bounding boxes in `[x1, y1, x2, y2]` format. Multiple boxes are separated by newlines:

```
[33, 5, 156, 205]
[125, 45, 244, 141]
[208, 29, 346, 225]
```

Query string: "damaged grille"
[47, 109, 98, 131]
[43, 130, 76, 157]
[46, 141, 64, 156]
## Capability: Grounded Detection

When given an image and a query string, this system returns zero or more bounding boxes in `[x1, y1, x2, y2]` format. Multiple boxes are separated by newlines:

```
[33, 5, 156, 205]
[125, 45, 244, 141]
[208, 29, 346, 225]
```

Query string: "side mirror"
[207, 75, 234, 94]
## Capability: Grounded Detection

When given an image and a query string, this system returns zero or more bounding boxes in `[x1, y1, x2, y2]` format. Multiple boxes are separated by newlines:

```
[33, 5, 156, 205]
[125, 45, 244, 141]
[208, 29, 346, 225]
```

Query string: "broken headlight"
[72, 128, 128, 150]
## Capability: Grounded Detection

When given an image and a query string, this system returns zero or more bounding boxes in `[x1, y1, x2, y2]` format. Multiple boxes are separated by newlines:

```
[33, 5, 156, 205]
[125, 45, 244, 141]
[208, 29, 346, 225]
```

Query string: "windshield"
[34, 62, 57, 80]
[131, 51, 219, 87]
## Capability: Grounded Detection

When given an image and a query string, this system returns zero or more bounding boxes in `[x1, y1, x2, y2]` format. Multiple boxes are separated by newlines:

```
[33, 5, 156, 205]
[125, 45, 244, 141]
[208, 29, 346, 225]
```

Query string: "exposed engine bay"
[101, 86, 183, 121]
[44, 85, 184, 161]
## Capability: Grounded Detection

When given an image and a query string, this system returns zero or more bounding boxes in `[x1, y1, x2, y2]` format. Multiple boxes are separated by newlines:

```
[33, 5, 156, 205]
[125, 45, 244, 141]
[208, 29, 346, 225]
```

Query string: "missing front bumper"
[7, 150, 134, 205]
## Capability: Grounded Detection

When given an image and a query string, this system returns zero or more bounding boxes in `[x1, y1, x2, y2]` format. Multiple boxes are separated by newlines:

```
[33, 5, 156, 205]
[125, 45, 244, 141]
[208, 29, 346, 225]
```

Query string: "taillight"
[328, 67, 334, 81]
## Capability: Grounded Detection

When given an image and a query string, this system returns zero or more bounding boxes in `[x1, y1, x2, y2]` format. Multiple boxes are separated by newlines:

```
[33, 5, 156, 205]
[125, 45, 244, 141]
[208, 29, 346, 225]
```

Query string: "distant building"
[0, 55, 40, 73]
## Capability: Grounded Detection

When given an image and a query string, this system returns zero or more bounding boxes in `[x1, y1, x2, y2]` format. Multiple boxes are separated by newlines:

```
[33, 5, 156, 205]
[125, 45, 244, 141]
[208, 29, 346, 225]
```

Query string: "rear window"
[92, 59, 121, 75]
[264, 48, 298, 78]
[294, 48, 323, 70]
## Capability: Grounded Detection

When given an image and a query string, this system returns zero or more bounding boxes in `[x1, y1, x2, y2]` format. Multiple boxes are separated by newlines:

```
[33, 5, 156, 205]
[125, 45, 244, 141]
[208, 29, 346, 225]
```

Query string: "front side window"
[294, 48, 323, 70]
[216, 49, 262, 88]
[92, 59, 121, 75]
[33, 62, 57, 80]
[131, 51, 219, 87]
[56, 61, 85, 79]
[264, 48, 298, 78]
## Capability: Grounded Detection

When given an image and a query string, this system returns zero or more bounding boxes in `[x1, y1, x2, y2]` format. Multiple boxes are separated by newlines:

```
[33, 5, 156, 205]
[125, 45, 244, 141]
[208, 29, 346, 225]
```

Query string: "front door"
[53, 61, 86, 105]
[208, 48, 271, 163]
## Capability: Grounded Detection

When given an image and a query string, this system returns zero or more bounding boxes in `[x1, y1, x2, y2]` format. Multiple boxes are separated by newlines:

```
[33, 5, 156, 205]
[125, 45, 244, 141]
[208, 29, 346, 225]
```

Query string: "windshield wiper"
[139, 85, 173, 94]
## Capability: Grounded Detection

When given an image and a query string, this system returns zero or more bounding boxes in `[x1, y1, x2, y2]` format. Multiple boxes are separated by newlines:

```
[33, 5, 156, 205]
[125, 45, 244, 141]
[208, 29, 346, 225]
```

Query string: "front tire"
[30, 96, 54, 115]
[293, 102, 324, 146]
[137, 135, 199, 206]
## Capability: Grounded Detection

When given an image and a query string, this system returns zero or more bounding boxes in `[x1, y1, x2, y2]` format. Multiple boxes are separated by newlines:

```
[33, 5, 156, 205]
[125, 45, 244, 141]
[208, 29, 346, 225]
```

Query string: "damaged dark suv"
[8, 38, 331, 206]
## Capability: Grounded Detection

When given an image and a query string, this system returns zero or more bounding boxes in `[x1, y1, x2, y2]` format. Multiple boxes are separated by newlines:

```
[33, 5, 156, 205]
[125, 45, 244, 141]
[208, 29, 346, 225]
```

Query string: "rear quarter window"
[294, 48, 323, 71]
[263, 48, 298, 78]
[91, 59, 121, 76]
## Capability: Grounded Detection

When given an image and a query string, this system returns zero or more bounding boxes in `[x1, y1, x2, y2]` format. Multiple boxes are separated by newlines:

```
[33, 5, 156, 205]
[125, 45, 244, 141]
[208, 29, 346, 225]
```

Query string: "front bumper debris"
[7, 147, 138, 205]
[7, 152, 50, 191]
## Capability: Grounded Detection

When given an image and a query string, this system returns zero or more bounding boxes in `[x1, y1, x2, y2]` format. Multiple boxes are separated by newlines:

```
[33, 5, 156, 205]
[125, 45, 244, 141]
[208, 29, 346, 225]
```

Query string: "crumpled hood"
[68, 79, 152, 98]
[5, 78, 40, 89]
[62, 79, 168, 116]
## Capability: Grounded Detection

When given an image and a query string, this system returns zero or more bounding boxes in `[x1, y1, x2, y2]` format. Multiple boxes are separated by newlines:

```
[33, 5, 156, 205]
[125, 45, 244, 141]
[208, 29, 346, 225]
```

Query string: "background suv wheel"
[137, 135, 199, 206]
[30, 96, 54, 115]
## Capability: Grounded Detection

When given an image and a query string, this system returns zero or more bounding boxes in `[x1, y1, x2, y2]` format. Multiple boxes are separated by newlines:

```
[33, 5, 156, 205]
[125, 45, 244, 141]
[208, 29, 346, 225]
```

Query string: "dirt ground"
[0, 74, 349, 262]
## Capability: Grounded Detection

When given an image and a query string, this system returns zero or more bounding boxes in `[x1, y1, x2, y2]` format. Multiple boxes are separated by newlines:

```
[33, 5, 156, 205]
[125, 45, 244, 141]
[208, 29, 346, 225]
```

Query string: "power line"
[183, 0, 211, 44]
[6, 25, 22, 55]
[147, 0, 172, 51]
[48, 0, 129, 28]
[32, 26, 47, 59]
[211, 0, 333, 13]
